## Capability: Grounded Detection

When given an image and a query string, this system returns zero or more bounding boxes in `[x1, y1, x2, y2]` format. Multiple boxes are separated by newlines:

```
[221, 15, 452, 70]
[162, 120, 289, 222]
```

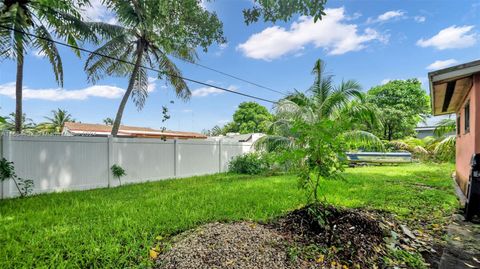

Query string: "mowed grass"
[0, 163, 458, 268]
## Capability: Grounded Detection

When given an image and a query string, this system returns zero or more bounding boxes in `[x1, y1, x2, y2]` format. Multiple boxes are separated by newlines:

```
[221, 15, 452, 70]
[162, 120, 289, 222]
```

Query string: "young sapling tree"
[111, 164, 126, 186]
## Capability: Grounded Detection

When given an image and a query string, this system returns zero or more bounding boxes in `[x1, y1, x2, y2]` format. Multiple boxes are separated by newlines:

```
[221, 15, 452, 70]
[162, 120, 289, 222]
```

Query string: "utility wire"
[171, 55, 288, 96]
[0, 25, 278, 104]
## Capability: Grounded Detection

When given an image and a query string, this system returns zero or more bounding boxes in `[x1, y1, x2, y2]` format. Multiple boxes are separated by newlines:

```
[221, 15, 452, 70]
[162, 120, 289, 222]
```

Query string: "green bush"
[111, 164, 126, 185]
[228, 152, 269, 175]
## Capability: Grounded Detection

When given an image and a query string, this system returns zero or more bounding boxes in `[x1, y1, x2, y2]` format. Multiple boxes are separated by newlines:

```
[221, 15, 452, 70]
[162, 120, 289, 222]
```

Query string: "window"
[457, 116, 461, 136]
[465, 101, 470, 133]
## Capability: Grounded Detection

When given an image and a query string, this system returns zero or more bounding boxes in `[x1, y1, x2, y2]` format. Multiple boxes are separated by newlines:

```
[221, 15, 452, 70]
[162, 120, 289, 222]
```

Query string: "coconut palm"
[256, 59, 383, 152]
[0, 0, 97, 134]
[84, 0, 225, 136]
[35, 108, 74, 134]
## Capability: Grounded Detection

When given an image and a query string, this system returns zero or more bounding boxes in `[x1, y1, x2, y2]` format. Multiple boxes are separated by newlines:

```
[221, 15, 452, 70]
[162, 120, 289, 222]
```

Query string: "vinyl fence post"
[173, 139, 177, 178]
[218, 139, 222, 173]
[1, 132, 11, 199]
[107, 135, 113, 188]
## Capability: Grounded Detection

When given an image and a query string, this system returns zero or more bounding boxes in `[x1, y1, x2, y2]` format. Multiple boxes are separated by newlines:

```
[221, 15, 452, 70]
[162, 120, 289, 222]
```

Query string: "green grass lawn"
[0, 163, 458, 268]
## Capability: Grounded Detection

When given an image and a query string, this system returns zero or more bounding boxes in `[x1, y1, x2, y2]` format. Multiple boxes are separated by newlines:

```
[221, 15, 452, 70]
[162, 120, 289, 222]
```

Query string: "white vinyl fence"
[0, 133, 252, 199]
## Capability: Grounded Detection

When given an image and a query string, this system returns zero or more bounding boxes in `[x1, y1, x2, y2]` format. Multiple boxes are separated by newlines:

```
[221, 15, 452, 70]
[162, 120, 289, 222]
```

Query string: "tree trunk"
[15, 49, 24, 134]
[111, 41, 145, 136]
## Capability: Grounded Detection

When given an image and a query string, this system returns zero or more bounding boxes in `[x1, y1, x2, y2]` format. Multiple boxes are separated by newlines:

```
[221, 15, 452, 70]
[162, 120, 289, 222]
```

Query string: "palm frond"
[151, 49, 190, 100]
[131, 65, 149, 110]
[33, 26, 63, 86]
[254, 135, 293, 152]
[84, 33, 132, 83]
[434, 118, 456, 137]
[342, 130, 384, 151]
[434, 135, 455, 162]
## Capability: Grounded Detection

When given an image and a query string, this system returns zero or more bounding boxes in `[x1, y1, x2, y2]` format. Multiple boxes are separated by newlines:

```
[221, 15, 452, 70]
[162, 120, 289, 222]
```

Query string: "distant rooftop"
[62, 122, 207, 139]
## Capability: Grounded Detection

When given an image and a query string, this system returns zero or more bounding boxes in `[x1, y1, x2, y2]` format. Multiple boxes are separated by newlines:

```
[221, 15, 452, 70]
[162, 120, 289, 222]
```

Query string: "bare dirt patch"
[154, 204, 447, 268]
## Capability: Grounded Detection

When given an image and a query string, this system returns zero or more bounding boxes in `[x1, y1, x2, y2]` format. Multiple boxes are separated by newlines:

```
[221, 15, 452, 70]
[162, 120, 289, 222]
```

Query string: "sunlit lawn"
[0, 163, 458, 268]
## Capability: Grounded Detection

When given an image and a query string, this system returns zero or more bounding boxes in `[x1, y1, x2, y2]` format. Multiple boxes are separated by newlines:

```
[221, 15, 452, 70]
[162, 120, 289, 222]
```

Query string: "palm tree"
[103, 117, 114, 125]
[257, 59, 383, 151]
[36, 108, 74, 134]
[84, 0, 225, 136]
[0, 112, 36, 134]
[0, 0, 97, 134]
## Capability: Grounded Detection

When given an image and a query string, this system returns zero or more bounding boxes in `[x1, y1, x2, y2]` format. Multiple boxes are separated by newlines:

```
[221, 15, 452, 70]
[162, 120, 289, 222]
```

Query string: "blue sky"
[1, 0, 479, 132]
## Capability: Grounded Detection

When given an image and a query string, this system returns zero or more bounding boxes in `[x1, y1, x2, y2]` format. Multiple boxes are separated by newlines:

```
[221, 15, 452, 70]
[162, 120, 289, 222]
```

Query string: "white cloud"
[367, 10, 405, 24]
[426, 59, 458, 70]
[32, 49, 46, 58]
[147, 77, 157, 92]
[376, 10, 405, 23]
[81, 0, 117, 24]
[414, 16, 426, 23]
[191, 85, 237, 97]
[182, 109, 193, 113]
[417, 25, 477, 50]
[0, 82, 124, 101]
[237, 7, 387, 60]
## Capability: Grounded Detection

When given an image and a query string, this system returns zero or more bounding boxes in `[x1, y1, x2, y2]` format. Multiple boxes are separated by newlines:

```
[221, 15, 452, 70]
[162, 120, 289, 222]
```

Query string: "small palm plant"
[111, 164, 126, 186]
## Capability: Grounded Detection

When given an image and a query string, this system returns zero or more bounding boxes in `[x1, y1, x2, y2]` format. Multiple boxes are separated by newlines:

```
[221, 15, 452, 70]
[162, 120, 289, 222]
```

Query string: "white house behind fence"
[0, 133, 252, 199]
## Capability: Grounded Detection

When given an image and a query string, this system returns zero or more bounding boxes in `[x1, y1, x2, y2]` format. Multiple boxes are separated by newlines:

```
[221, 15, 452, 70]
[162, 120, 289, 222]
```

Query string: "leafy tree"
[103, 117, 114, 125]
[0, 0, 97, 133]
[36, 108, 74, 134]
[256, 59, 382, 152]
[243, 0, 327, 25]
[202, 125, 224, 136]
[367, 79, 430, 141]
[224, 102, 273, 134]
[287, 118, 346, 203]
[85, 0, 225, 136]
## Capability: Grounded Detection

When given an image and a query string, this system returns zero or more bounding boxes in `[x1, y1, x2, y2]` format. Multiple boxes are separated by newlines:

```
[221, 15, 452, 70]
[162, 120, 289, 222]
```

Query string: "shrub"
[0, 158, 34, 197]
[228, 152, 269, 175]
[111, 164, 126, 185]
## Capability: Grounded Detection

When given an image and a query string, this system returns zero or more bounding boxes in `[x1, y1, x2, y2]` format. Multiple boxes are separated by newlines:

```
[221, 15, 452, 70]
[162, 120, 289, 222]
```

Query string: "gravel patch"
[155, 222, 297, 269]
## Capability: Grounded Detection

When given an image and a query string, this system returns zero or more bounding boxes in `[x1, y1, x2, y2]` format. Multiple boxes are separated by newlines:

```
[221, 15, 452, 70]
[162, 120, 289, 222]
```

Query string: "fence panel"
[5, 135, 108, 198]
[0, 134, 252, 199]
[176, 140, 220, 177]
[112, 138, 175, 185]
[220, 142, 252, 172]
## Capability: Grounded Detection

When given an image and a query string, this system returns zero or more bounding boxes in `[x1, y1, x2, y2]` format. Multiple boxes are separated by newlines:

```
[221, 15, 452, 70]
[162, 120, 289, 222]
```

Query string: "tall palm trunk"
[15, 49, 24, 134]
[111, 41, 145, 136]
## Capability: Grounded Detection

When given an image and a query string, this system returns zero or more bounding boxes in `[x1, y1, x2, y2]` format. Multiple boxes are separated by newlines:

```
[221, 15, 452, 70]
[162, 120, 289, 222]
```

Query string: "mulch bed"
[154, 204, 447, 269]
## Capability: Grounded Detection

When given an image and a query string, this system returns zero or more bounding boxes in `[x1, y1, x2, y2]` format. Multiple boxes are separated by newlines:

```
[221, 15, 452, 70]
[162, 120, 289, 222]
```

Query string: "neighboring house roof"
[62, 122, 207, 139]
[429, 59, 480, 115]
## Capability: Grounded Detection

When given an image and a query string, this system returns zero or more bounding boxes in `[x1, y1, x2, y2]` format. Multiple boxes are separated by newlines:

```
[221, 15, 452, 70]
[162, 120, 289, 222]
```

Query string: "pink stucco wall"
[456, 73, 480, 194]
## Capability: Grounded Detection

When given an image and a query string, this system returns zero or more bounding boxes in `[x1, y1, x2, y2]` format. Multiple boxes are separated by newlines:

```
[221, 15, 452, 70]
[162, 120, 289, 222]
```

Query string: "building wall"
[456, 73, 480, 193]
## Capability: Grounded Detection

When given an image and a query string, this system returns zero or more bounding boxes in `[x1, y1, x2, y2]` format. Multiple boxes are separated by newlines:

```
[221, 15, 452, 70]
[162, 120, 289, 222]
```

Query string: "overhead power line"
[172, 56, 288, 96]
[0, 25, 278, 104]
